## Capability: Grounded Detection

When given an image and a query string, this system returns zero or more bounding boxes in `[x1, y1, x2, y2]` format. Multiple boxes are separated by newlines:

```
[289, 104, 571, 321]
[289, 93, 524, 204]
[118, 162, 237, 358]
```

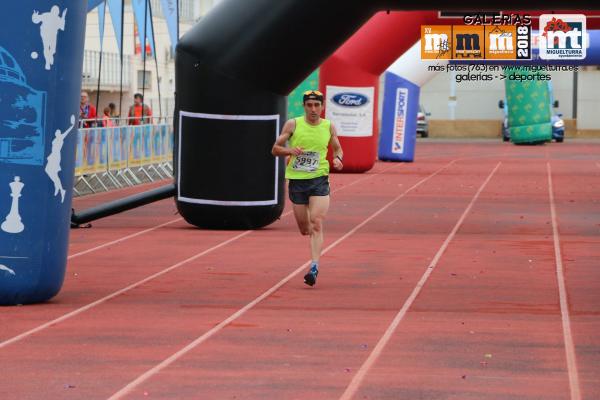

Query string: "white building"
[81, 0, 222, 120]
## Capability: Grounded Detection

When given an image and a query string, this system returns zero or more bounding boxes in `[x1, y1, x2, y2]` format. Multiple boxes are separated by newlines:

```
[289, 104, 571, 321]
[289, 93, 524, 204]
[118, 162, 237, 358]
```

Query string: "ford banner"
[325, 85, 374, 137]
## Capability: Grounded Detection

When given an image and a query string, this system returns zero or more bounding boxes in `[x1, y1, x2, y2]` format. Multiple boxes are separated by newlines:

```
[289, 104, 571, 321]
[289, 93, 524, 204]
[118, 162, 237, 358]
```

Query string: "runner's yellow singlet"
[285, 116, 331, 180]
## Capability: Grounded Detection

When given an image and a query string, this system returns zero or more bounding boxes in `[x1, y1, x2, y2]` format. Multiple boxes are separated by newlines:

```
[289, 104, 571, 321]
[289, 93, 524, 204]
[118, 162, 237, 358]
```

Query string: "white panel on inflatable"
[387, 40, 449, 87]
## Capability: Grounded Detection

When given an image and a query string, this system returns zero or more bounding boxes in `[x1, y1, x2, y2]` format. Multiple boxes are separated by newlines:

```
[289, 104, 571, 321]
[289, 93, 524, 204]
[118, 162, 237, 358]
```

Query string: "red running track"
[0, 141, 598, 400]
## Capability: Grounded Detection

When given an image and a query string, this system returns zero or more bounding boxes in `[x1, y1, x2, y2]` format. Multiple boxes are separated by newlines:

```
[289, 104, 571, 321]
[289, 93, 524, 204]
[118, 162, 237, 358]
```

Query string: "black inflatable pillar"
[174, 0, 380, 229]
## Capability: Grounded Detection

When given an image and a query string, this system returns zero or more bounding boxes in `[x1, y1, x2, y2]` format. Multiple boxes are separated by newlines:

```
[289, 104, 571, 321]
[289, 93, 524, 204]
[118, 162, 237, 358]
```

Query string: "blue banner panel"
[379, 72, 420, 162]
[0, 1, 87, 304]
[160, 0, 178, 53]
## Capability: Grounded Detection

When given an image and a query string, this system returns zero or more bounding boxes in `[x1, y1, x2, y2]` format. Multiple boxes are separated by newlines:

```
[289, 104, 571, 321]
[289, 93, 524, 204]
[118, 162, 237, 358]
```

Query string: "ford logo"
[332, 92, 369, 107]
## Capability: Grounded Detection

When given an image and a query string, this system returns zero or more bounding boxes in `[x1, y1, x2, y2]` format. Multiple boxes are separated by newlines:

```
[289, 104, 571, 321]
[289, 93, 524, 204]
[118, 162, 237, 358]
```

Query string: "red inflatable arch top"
[319, 10, 600, 172]
[319, 12, 441, 172]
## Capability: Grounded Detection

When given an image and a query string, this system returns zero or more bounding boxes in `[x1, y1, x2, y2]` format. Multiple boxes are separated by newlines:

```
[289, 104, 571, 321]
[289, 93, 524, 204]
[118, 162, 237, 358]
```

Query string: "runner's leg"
[292, 204, 311, 236]
[308, 195, 329, 263]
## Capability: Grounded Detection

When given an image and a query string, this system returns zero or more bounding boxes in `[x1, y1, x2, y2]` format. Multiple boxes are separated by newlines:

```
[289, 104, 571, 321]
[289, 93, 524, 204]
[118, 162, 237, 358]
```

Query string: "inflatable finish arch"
[379, 41, 449, 162]
[175, 0, 598, 231]
[318, 11, 441, 172]
[0, 1, 597, 305]
[0, 2, 596, 305]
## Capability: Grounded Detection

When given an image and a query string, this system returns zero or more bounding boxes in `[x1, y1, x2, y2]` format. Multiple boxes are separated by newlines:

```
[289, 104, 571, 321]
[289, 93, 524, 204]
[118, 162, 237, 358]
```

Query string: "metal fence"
[74, 117, 174, 196]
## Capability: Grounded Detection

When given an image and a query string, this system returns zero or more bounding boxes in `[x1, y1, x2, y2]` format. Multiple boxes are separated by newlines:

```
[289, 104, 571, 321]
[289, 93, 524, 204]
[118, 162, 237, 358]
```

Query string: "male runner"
[272, 90, 343, 286]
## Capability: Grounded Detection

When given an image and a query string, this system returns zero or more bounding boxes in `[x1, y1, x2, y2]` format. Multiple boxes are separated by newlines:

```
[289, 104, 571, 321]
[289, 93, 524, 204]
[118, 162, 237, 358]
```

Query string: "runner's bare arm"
[272, 119, 302, 156]
[330, 123, 344, 170]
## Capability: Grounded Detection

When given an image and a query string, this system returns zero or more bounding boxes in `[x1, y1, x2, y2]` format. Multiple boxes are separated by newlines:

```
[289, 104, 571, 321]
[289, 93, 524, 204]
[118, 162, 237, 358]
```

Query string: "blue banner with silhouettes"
[0, 1, 87, 304]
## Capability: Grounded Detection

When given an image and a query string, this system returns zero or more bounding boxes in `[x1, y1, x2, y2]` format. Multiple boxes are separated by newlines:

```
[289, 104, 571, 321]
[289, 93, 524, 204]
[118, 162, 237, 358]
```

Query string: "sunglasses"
[303, 90, 323, 96]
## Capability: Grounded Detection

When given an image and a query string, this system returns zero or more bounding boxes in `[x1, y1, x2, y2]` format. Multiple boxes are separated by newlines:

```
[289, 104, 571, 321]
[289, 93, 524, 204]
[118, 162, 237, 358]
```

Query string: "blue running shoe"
[303, 266, 318, 286]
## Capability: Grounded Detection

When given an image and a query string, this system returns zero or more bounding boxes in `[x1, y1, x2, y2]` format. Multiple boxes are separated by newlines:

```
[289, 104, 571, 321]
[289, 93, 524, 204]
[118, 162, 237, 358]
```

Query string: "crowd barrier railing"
[74, 117, 174, 195]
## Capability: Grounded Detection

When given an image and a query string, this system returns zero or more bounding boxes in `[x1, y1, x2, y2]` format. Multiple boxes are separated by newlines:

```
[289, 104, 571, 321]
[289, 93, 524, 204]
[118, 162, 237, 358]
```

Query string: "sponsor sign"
[325, 85, 374, 137]
[538, 14, 586, 60]
[391, 88, 408, 154]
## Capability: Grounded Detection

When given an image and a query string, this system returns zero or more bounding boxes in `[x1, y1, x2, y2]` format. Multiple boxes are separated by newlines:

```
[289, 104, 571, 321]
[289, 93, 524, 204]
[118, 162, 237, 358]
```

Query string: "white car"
[417, 105, 430, 138]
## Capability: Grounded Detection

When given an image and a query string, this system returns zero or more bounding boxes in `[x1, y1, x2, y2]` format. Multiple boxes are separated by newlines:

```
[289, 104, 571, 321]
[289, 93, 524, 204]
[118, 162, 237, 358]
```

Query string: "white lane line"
[64, 151, 474, 261]
[0, 159, 409, 349]
[106, 160, 459, 400]
[547, 162, 581, 400]
[0, 231, 253, 350]
[3, 153, 494, 352]
[339, 162, 501, 400]
[68, 217, 183, 260]
[67, 160, 410, 260]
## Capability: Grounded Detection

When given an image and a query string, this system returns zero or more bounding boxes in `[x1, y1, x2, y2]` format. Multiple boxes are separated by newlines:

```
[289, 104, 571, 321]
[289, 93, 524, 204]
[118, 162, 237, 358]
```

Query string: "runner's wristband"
[336, 155, 343, 162]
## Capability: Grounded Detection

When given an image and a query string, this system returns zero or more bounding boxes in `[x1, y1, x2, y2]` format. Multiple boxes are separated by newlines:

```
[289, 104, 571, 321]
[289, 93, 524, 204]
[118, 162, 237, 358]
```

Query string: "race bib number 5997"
[292, 151, 320, 172]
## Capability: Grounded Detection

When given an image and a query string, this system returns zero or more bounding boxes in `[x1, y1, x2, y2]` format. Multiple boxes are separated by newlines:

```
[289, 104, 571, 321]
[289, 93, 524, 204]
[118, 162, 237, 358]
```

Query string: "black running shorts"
[288, 176, 330, 205]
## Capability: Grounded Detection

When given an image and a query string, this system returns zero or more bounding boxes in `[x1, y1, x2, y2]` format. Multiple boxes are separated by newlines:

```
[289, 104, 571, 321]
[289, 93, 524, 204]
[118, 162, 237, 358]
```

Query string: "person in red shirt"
[127, 93, 152, 125]
[79, 91, 97, 128]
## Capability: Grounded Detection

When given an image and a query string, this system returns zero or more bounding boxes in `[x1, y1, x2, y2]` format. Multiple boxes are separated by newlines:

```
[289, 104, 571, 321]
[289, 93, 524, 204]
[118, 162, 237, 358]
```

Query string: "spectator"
[127, 93, 152, 125]
[108, 102, 118, 118]
[79, 91, 97, 128]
